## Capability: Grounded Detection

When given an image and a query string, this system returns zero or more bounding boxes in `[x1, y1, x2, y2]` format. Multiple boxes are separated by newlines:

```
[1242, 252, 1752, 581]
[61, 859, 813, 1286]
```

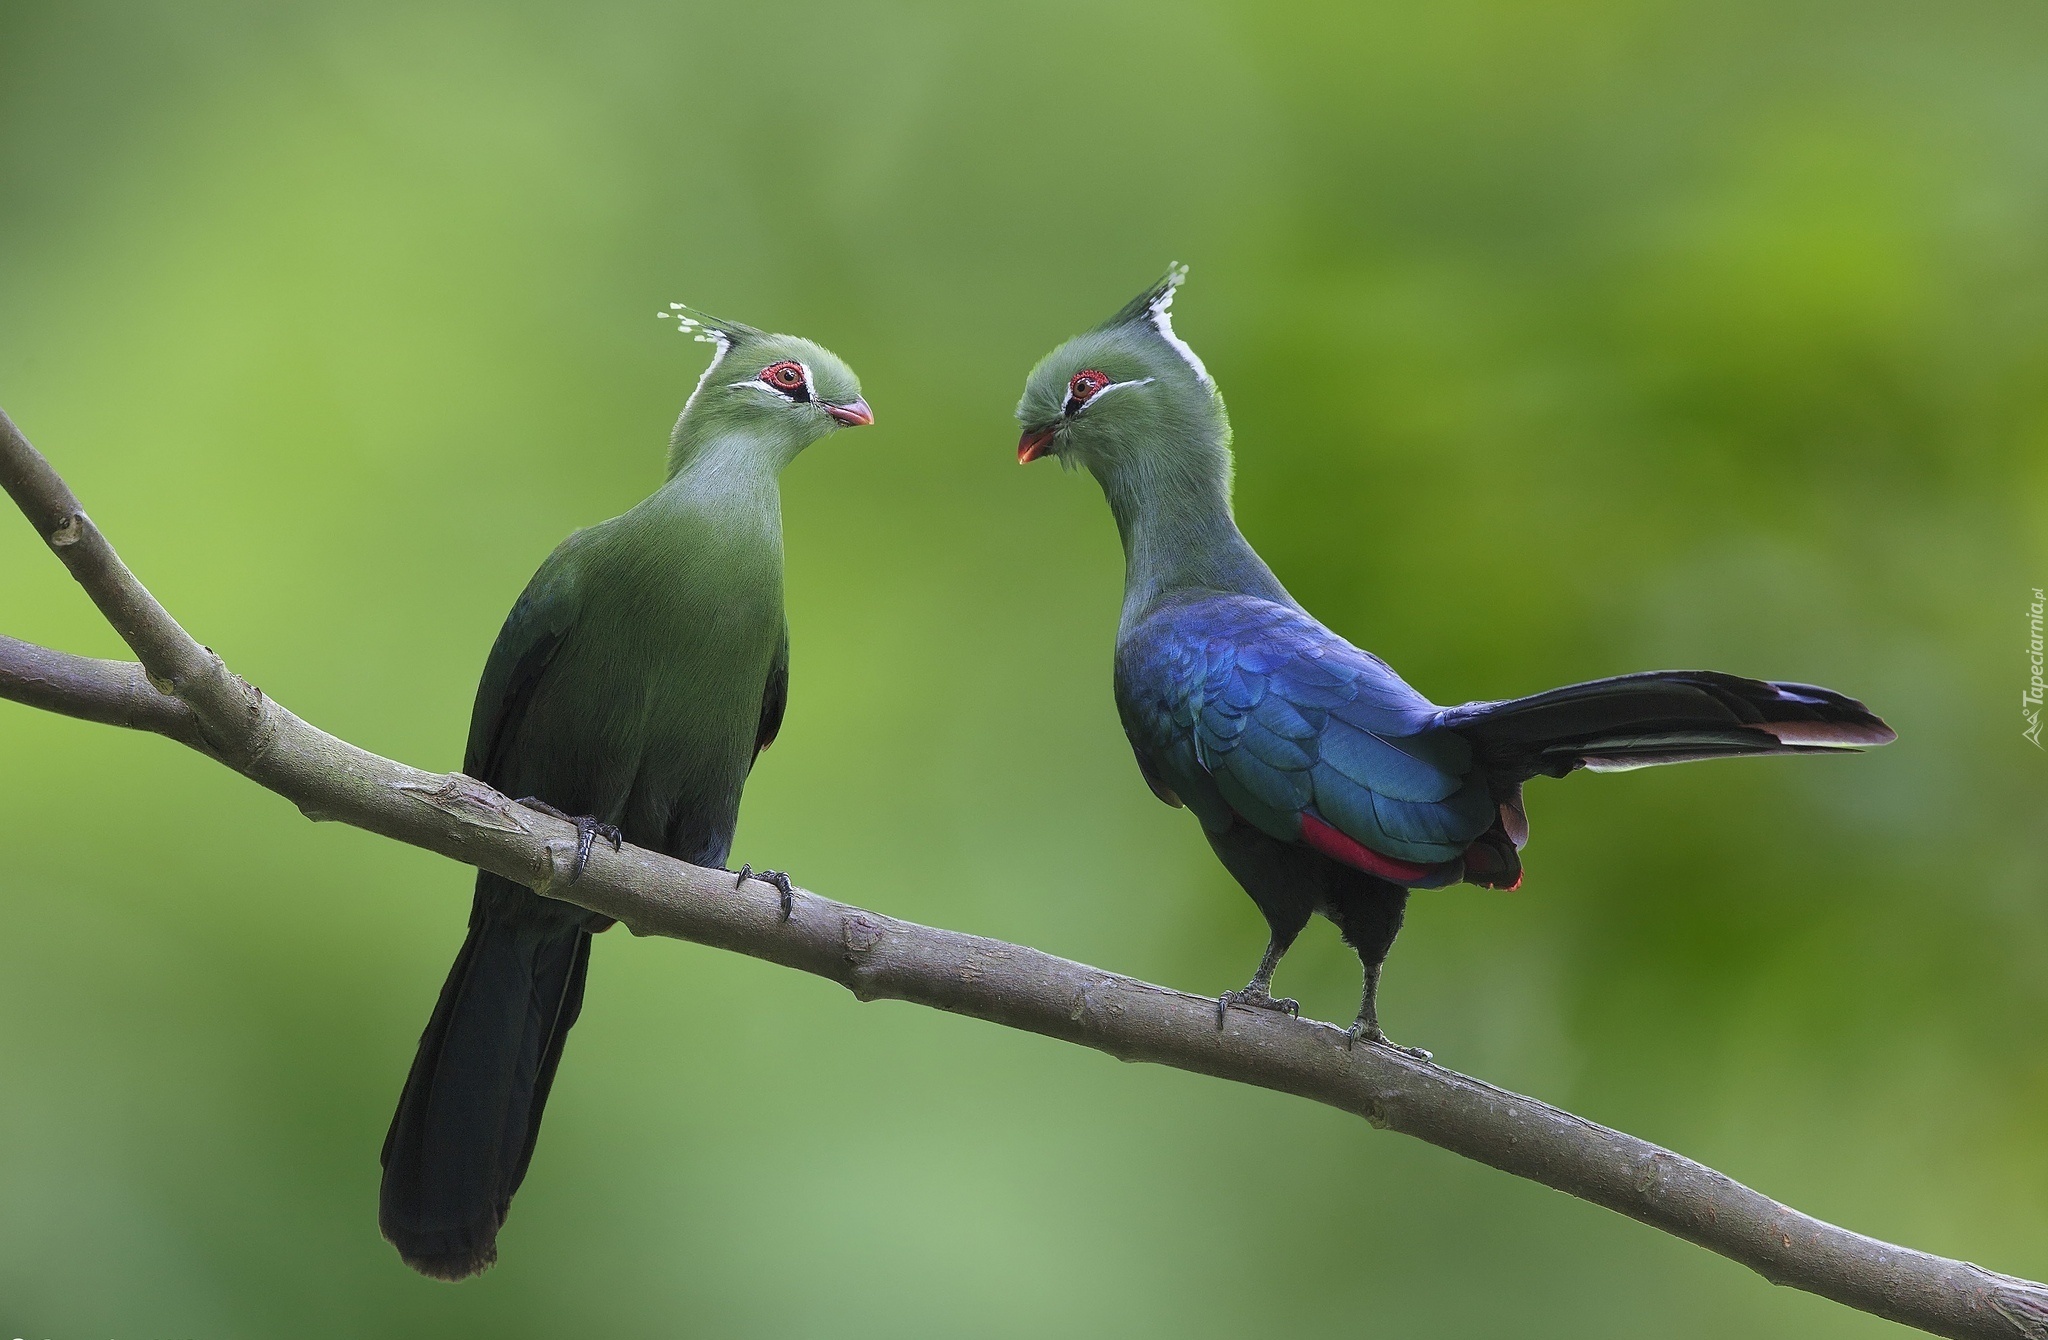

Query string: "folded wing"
[1117, 595, 1498, 882]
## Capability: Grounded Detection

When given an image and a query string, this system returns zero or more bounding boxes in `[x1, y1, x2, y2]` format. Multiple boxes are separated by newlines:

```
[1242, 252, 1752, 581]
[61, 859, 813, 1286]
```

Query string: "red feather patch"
[1299, 813, 1455, 885]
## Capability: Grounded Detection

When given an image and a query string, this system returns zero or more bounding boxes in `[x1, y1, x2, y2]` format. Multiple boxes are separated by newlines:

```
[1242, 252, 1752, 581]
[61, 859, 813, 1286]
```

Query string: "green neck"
[669, 422, 791, 486]
[633, 424, 790, 558]
[668, 413, 812, 482]
[1093, 429, 1293, 630]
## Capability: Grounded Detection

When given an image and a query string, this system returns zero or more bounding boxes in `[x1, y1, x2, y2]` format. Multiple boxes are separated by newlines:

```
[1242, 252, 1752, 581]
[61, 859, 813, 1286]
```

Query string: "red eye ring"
[1067, 369, 1110, 407]
[762, 361, 806, 390]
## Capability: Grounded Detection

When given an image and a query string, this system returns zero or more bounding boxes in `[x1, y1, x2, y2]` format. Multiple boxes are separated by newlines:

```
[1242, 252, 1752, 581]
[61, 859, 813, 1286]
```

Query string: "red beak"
[824, 398, 874, 427]
[1018, 426, 1056, 463]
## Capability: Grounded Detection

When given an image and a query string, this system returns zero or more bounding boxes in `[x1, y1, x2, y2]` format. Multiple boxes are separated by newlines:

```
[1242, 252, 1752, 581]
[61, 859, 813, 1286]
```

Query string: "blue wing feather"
[1251, 694, 1321, 742]
[1114, 592, 1500, 867]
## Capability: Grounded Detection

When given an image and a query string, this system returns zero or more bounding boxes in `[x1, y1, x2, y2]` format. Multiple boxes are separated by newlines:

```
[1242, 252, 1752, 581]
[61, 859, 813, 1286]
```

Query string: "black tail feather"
[1442, 670, 1894, 781]
[379, 880, 592, 1280]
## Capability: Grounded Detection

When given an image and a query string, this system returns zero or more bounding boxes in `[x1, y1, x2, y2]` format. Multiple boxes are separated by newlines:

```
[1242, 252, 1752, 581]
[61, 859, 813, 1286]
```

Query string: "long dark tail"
[1441, 670, 1895, 781]
[379, 877, 592, 1280]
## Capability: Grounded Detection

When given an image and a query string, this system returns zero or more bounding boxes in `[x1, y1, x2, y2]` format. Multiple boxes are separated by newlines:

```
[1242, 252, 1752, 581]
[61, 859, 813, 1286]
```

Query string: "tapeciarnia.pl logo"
[2028, 587, 2045, 748]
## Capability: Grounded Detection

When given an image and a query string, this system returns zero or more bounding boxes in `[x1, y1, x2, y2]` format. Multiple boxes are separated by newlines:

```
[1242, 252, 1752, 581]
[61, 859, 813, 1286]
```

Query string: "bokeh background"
[2, 2, 2045, 1335]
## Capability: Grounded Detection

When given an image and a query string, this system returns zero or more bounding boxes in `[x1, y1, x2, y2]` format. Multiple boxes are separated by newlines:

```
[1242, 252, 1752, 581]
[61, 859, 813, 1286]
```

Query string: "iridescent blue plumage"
[1117, 593, 1493, 871]
[1020, 267, 1894, 1049]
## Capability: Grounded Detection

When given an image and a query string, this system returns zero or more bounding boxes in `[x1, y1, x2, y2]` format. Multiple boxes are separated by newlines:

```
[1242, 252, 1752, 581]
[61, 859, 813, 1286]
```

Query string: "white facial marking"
[1149, 262, 1212, 389]
[1072, 376, 1154, 415]
[729, 360, 813, 404]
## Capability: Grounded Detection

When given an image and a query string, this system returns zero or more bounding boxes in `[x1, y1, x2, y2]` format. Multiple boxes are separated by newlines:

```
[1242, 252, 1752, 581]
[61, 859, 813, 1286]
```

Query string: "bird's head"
[1014, 264, 1227, 476]
[660, 303, 872, 474]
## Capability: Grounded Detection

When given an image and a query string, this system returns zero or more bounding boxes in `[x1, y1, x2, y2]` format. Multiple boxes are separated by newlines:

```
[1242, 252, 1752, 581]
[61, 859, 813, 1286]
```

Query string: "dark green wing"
[463, 542, 584, 787]
[754, 622, 789, 758]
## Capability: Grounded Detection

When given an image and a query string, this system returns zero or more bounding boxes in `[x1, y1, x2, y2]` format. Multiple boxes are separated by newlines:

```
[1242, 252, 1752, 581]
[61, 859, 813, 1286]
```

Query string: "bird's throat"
[1095, 448, 1292, 630]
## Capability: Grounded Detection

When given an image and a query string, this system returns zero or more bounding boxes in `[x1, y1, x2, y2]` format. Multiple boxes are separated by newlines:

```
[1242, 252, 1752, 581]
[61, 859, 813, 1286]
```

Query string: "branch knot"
[397, 773, 534, 839]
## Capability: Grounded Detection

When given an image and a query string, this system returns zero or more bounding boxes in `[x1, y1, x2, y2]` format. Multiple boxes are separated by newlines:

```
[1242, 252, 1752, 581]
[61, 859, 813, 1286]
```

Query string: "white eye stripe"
[1066, 376, 1154, 416]
[730, 360, 814, 403]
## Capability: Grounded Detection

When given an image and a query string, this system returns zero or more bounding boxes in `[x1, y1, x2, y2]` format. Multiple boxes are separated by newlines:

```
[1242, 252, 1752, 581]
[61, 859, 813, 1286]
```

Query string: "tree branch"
[0, 632, 209, 750]
[2, 406, 2042, 1340]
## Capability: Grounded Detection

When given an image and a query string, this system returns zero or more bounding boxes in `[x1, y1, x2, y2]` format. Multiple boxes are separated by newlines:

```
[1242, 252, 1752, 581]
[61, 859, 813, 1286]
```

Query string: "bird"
[378, 303, 873, 1279]
[1014, 265, 1892, 1054]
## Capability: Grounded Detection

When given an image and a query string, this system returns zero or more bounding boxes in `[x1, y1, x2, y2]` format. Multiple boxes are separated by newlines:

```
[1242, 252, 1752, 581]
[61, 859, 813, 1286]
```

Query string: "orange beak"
[1017, 426, 1056, 463]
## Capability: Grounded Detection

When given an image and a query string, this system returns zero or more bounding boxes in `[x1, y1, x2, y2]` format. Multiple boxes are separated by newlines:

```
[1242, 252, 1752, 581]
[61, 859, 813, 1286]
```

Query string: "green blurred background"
[1, 2, 2045, 1335]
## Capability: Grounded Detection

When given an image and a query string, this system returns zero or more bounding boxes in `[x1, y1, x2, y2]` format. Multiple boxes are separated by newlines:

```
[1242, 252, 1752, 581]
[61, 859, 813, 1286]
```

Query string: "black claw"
[736, 865, 797, 921]
[1218, 988, 1300, 1029]
[1344, 1019, 1431, 1061]
[573, 820, 623, 879]
[517, 798, 621, 882]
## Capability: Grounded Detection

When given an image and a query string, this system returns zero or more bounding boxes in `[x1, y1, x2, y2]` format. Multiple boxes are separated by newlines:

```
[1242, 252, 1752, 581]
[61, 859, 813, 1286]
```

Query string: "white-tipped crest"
[659, 304, 735, 419]
[1149, 263, 1212, 389]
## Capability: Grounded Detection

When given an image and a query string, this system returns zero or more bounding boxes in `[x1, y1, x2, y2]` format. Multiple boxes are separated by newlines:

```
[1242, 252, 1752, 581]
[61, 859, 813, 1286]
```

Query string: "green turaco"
[1015, 266, 1892, 1053]
[379, 304, 872, 1278]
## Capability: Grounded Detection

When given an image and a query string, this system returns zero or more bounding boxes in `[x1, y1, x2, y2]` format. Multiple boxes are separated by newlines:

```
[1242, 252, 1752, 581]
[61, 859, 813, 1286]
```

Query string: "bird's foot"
[734, 864, 795, 922]
[1344, 1018, 1431, 1061]
[1216, 987, 1300, 1030]
[516, 798, 621, 881]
